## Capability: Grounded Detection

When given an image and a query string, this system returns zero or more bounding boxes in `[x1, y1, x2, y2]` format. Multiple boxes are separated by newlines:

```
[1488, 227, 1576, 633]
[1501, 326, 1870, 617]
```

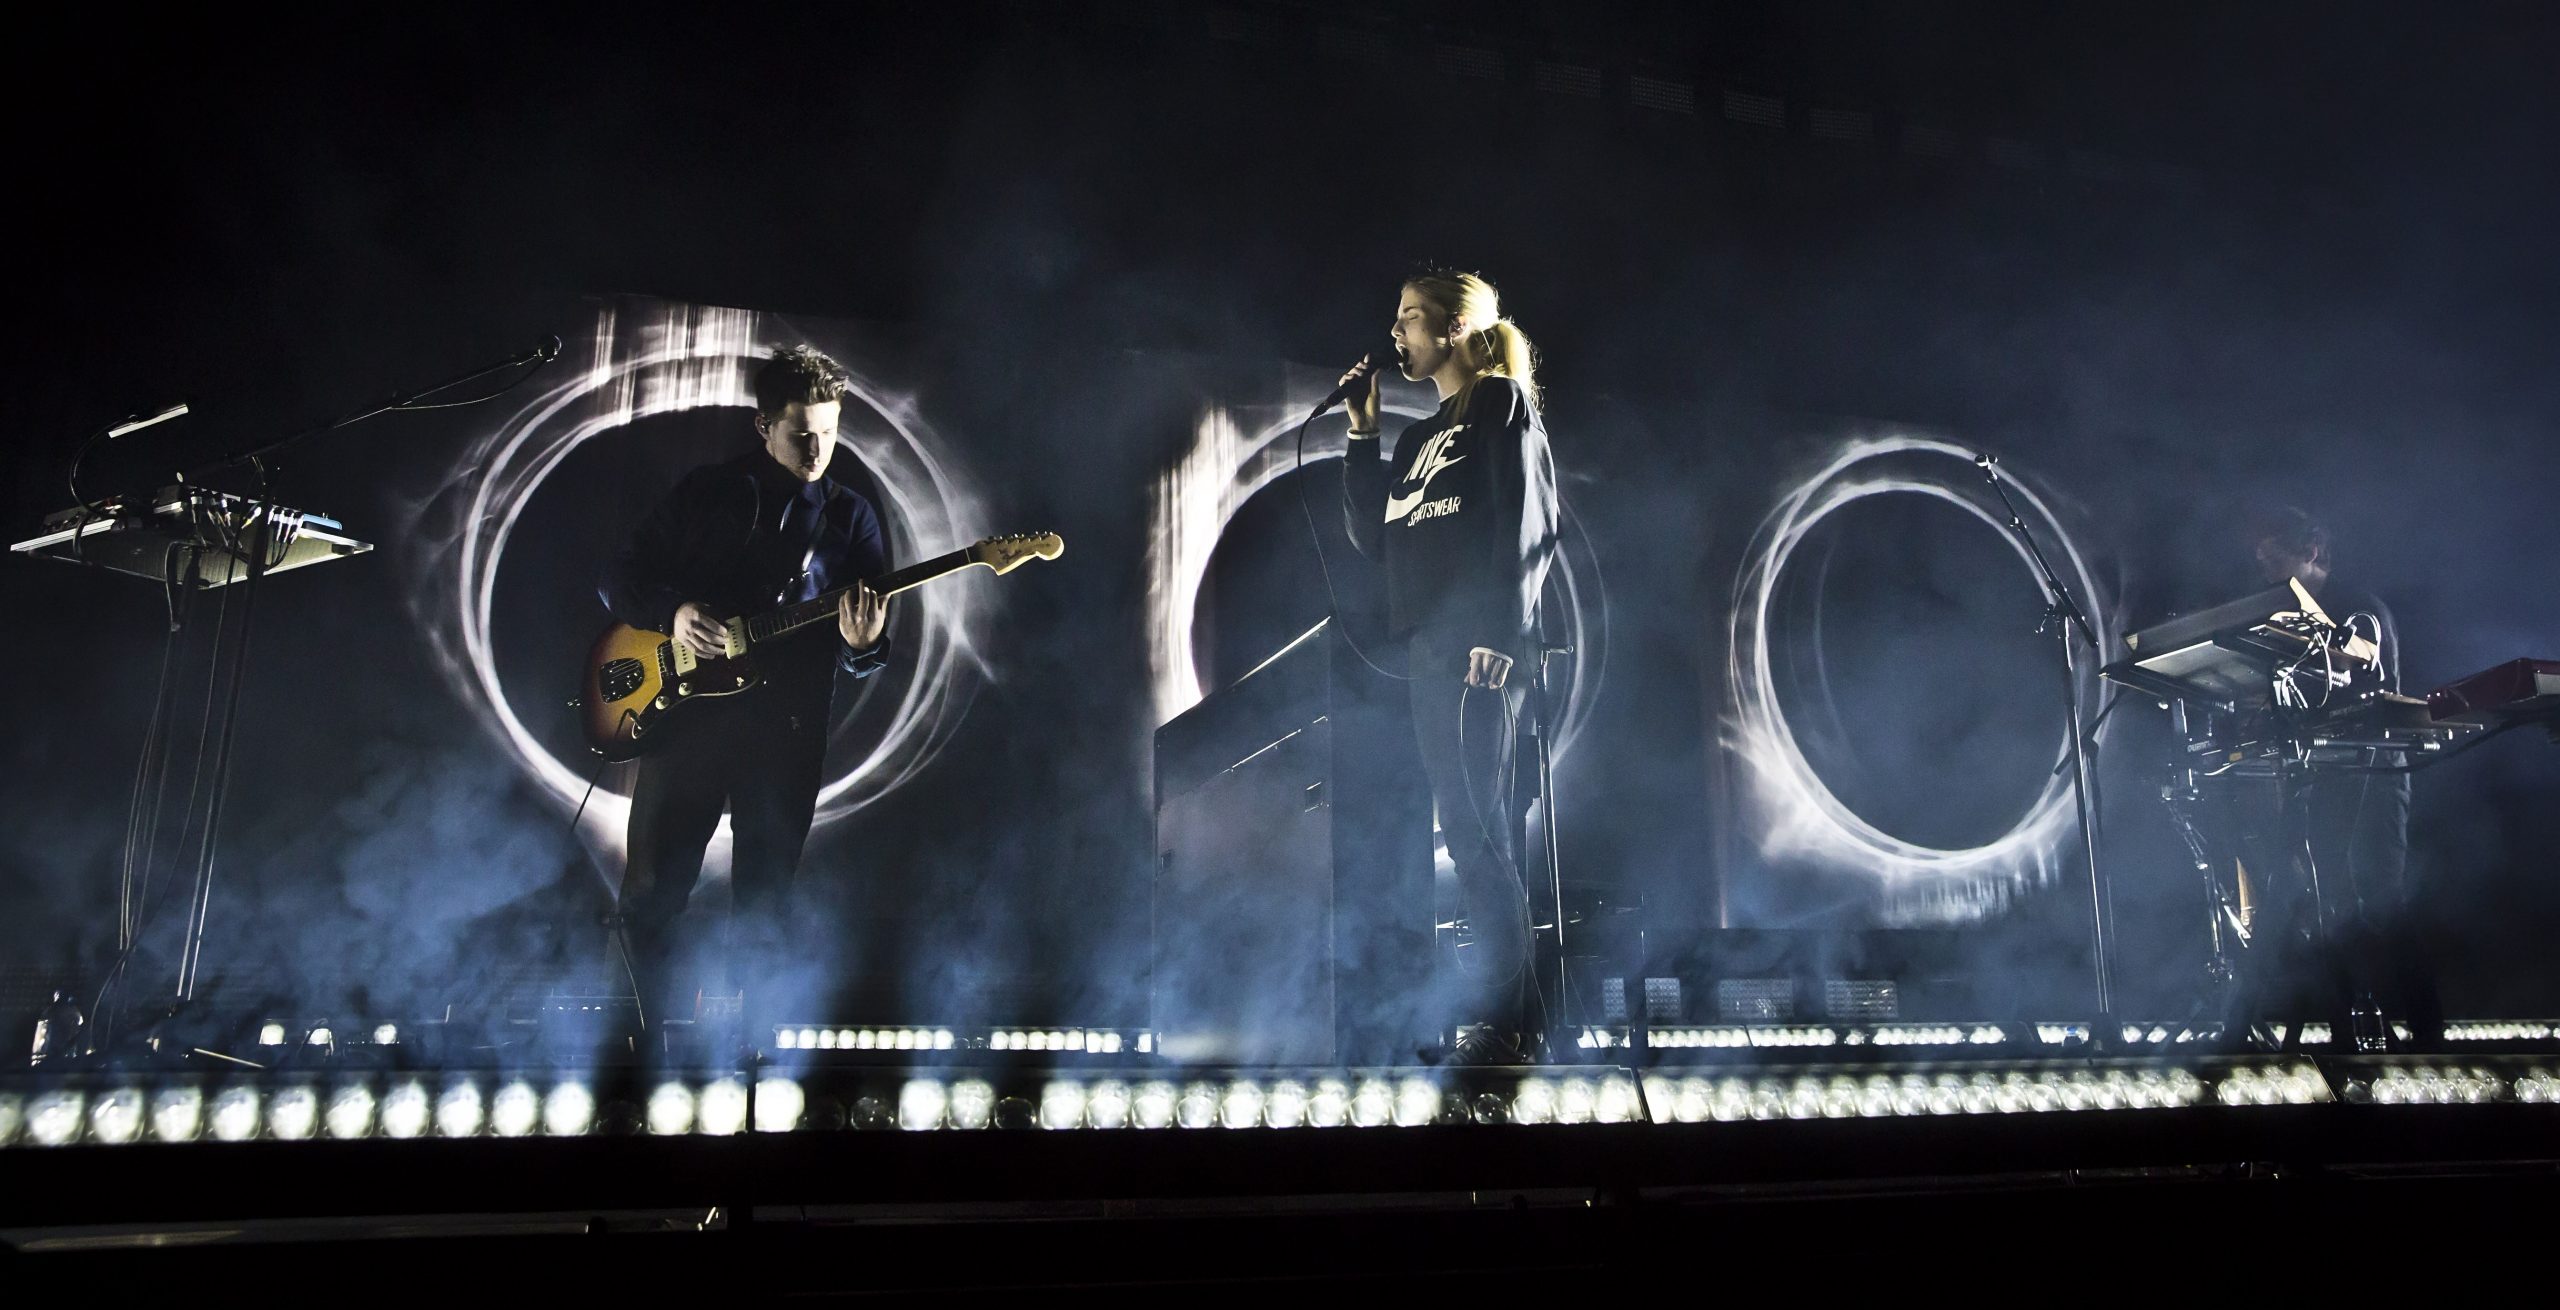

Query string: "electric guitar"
[578, 531, 1062, 760]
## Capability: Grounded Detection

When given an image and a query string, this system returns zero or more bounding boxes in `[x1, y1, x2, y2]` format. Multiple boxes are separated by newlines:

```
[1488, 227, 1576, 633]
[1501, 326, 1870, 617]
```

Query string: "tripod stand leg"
[1530, 651, 1570, 1055]
[175, 507, 275, 1003]
[2056, 611, 2115, 1032]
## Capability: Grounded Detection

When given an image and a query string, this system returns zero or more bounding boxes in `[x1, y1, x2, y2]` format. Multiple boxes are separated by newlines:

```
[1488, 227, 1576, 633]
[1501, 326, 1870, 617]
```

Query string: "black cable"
[119, 585, 187, 940]
[1455, 679, 1537, 1048]
[1451, 674, 1603, 1086]
[64, 424, 114, 518]
[96, 492, 265, 1042]
[173, 500, 266, 1002]
[159, 541, 188, 631]
[575, 749, 652, 1035]
[165, 460, 288, 1009]
[388, 356, 555, 411]
[89, 577, 227, 1053]
[1293, 411, 1414, 683]
[103, 496, 285, 1028]
[1525, 626, 1588, 1063]
[2274, 619, 2343, 714]
[107, 598, 184, 1019]
[1455, 683, 1523, 877]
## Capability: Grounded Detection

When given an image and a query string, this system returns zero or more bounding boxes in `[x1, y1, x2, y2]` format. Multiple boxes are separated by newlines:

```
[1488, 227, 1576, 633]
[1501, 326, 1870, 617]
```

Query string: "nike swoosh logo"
[1385, 431, 1466, 522]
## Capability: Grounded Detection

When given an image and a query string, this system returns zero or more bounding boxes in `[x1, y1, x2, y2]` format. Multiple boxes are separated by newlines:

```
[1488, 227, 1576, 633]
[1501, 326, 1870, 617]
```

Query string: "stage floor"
[6, 1014, 2558, 1290]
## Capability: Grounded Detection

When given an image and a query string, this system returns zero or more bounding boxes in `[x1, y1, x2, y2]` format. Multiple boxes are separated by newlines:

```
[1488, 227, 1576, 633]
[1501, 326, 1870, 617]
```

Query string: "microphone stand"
[1529, 639, 1571, 1060]
[1974, 452, 2117, 1041]
[195, 336, 560, 480]
[98, 338, 561, 1056]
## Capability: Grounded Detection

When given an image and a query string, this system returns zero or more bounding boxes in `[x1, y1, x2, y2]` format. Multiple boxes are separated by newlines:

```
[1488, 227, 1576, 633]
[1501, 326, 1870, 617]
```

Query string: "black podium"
[1152, 620, 1436, 1065]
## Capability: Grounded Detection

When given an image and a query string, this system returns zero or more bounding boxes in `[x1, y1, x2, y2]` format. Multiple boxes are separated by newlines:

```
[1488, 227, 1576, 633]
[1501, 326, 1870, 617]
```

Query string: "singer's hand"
[1466, 647, 1513, 691]
[671, 602, 728, 659]
[837, 583, 886, 650]
[1340, 357, 1383, 433]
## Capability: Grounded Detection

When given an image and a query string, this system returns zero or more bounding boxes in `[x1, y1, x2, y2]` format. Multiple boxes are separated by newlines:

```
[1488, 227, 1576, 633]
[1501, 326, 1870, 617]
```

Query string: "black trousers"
[616, 691, 829, 1029]
[1406, 633, 1533, 1035]
[2227, 764, 2432, 1038]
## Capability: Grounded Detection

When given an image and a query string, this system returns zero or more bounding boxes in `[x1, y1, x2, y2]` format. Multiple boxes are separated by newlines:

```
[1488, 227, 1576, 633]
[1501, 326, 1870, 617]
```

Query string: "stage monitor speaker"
[1152, 620, 1433, 1065]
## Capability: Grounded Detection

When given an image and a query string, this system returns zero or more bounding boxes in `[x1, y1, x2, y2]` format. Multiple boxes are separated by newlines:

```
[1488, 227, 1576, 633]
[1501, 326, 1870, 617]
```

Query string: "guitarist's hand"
[838, 582, 886, 651]
[671, 602, 727, 659]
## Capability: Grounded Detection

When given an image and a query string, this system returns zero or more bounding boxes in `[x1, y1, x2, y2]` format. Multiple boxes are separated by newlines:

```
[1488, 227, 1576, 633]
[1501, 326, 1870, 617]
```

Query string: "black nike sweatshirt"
[1339, 375, 1559, 661]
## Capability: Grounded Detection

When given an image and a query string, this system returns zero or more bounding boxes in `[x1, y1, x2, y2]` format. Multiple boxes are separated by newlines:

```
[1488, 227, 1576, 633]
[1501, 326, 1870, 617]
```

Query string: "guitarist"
[597, 344, 889, 1038]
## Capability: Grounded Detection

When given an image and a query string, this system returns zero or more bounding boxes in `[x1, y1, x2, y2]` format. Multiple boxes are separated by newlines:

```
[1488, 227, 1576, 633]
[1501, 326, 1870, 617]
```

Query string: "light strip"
[2353, 1064, 2537, 1106]
[14, 1060, 2560, 1148]
[2444, 1021, 2558, 1042]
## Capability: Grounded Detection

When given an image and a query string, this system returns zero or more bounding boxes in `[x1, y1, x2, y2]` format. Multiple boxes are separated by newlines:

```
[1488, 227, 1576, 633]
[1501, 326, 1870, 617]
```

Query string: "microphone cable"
[1293, 402, 1415, 683]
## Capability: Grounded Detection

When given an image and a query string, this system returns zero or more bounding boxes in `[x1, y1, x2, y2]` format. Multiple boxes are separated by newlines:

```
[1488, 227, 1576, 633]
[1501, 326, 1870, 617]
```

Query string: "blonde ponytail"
[1470, 319, 1539, 412]
[1403, 269, 1541, 413]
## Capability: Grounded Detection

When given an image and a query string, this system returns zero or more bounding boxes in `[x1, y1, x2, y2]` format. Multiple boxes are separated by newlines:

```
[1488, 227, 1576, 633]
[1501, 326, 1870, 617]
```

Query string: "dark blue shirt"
[599, 451, 890, 713]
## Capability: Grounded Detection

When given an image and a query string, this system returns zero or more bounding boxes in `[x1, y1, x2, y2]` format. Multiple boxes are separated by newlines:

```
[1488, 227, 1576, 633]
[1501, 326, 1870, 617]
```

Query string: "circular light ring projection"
[1148, 401, 1606, 754]
[415, 303, 990, 856]
[1724, 434, 2115, 923]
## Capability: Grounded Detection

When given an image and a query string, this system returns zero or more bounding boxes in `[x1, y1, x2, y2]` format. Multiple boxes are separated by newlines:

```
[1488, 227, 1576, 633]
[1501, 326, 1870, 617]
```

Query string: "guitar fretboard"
[745, 548, 977, 644]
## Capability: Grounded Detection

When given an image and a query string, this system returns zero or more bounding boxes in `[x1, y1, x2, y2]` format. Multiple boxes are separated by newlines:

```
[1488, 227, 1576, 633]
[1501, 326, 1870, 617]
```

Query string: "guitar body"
[580, 622, 763, 762]
[574, 531, 1064, 761]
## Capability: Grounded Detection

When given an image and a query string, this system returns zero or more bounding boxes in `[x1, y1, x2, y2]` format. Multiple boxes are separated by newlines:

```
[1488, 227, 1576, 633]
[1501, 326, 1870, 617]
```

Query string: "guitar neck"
[746, 548, 978, 643]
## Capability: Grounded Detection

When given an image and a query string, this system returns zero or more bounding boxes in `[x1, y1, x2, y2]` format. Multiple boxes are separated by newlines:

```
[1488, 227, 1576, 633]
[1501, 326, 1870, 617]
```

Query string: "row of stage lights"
[1588, 1023, 2036, 1051]
[772, 1027, 1142, 1055]
[2352, 1064, 2560, 1105]
[224, 1019, 2560, 1065]
[2443, 1021, 2556, 1043]
[230, 1024, 1146, 1058]
[4, 1078, 614, 1148]
[256, 1023, 402, 1048]
[2114, 1021, 2560, 1049]
[1580, 1018, 2560, 1053]
[9, 1058, 2556, 1148]
[1573, 1022, 2365, 1052]
[778, 1028, 955, 1052]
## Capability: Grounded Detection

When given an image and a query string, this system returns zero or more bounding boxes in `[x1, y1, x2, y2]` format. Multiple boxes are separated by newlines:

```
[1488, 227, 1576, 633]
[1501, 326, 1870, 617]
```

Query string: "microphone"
[1311, 347, 1402, 415]
[106, 401, 191, 440]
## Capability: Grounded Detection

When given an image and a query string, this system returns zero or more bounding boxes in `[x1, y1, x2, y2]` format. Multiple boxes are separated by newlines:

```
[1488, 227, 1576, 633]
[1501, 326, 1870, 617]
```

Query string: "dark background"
[6, 2, 2555, 1033]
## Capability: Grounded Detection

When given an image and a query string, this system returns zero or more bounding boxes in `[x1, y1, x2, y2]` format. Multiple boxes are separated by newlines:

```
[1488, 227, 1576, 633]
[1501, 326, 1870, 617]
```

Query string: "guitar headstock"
[970, 531, 1065, 575]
